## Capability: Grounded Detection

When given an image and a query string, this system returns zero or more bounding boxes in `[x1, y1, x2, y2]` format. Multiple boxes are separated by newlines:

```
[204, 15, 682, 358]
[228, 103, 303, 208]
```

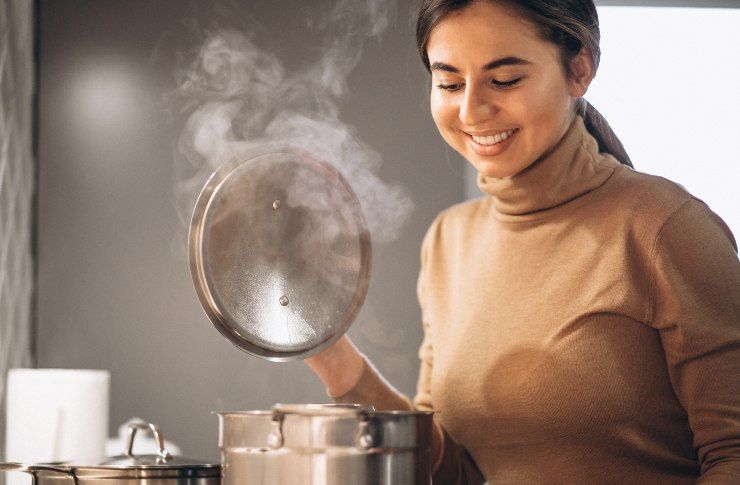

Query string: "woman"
[307, 0, 740, 483]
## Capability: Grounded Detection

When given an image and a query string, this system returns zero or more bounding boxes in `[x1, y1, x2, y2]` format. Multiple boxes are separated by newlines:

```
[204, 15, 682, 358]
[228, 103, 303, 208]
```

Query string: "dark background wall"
[35, 0, 463, 457]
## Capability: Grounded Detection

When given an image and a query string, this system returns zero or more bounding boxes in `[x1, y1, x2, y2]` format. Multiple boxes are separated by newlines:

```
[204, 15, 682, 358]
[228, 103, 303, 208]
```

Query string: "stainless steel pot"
[0, 423, 220, 485]
[219, 404, 433, 485]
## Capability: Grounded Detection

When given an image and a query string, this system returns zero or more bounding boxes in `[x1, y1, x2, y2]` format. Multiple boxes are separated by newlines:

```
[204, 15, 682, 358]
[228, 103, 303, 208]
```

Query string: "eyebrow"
[430, 56, 531, 73]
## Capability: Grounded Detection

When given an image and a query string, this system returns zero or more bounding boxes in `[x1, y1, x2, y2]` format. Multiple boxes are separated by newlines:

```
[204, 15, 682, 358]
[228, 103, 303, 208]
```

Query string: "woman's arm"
[304, 214, 485, 485]
[304, 335, 366, 398]
[304, 334, 414, 410]
[648, 198, 740, 483]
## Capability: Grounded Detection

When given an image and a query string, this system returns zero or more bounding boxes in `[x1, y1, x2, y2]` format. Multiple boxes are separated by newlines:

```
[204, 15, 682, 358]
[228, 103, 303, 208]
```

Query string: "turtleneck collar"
[476, 114, 619, 217]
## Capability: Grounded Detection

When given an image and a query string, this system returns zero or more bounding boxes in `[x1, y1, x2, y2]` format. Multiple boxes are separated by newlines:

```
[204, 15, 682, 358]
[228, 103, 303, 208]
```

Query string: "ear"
[568, 47, 595, 97]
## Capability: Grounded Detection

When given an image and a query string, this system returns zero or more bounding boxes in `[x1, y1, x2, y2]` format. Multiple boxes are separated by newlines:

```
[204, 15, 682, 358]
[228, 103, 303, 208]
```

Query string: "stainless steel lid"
[1, 423, 220, 479]
[75, 423, 219, 478]
[189, 152, 371, 361]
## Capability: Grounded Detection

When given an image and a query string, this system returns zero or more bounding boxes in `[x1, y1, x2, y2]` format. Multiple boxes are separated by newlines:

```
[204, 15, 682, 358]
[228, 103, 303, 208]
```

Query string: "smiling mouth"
[467, 128, 518, 146]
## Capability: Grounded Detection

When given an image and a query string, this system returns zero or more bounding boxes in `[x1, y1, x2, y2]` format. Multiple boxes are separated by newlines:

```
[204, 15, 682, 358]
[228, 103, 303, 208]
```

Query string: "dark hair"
[416, 0, 633, 168]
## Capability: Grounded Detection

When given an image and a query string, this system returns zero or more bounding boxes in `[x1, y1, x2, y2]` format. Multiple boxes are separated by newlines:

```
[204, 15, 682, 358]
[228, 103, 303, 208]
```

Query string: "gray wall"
[0, 0, 35, 461]
[36, 0, 463, 458]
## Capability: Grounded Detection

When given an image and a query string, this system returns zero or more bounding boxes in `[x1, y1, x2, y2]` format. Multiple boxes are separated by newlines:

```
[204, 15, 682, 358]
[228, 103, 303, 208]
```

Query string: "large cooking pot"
[219, 404, 433, 485]
[0, 423, 220, 485]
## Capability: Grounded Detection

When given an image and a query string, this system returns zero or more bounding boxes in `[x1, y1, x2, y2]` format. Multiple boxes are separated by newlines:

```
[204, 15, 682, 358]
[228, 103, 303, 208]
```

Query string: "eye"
[491, 78, 522, 89]
[435, 82, 464, 92]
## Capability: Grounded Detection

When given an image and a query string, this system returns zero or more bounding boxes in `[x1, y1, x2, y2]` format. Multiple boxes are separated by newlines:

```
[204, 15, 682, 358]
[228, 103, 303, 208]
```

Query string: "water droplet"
[272, 200, 282, 210]
[279, 295, 289, 306]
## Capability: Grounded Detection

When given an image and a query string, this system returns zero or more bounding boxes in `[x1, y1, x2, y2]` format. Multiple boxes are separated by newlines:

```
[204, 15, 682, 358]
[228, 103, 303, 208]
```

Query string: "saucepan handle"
[0, 462, 72, 485]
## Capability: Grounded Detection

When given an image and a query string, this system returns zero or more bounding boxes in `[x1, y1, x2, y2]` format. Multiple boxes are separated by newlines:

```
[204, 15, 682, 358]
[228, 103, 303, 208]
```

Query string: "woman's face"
[427, 1, 592, 179]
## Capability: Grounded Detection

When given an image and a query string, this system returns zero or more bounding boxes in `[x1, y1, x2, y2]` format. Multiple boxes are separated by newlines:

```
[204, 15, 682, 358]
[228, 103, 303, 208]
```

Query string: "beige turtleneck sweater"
[333, 114, 740, 484]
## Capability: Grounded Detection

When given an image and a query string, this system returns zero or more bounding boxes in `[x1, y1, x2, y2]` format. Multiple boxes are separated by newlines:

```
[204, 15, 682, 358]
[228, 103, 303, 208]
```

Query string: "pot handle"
[354, 413, 375, 450]
[0, 462, 73, 485]
[126, 422, 171, 461]
[0, 463, 26, 473]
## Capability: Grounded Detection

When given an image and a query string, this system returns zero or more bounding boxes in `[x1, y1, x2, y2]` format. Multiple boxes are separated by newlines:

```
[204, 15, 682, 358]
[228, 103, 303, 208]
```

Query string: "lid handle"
[126, 422, 171, 461]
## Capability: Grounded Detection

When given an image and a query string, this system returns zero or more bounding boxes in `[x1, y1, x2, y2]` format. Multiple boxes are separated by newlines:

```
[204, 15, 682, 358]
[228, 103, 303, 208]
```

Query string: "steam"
[170, 0, 413, 249]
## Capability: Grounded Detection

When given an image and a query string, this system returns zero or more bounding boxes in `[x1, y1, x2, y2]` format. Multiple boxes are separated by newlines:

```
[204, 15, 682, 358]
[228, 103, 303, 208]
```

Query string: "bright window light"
[588, 6, 740, 238]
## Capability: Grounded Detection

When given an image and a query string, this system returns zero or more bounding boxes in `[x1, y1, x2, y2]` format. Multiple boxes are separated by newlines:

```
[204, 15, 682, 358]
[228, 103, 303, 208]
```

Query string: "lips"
[469, 128, 517, 146]
[465, 128, 518, 156]
[465, 128, 517, 136]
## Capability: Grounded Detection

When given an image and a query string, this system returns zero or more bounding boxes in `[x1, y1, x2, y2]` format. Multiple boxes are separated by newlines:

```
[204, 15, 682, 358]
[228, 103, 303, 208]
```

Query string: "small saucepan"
[0, 422, 220, 485]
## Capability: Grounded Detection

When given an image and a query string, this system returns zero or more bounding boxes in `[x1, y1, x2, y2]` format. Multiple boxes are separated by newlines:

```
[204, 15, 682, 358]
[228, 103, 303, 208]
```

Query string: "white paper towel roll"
[5, 369, 110, 473]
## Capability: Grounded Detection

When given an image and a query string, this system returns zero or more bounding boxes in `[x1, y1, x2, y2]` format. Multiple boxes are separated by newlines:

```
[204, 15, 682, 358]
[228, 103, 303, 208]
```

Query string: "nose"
[459, 83, 494, 126]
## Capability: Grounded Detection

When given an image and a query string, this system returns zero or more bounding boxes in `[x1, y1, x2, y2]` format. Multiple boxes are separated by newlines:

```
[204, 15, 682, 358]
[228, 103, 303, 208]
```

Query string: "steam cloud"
[171, 0, 413, 248]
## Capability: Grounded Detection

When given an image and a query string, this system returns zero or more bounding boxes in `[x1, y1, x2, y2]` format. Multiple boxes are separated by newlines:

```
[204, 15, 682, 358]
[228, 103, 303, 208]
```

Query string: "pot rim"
[1, 462, 221, 479]
[218, 406, 436, 418]
[71, 464, 221, 479]
[217, 410, 439, 417]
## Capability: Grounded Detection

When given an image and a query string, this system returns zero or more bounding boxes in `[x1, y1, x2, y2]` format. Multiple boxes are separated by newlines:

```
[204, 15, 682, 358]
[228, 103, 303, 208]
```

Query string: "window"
[589, 5, 740, 236]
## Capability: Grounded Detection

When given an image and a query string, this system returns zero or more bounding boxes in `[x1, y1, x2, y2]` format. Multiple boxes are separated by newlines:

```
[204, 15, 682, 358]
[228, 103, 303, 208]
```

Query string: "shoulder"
[420, 197, 489, 258]
[653, 196, 738, 259]
[646, 192, 740, 325]
[607, 165, 739, 317]
[607, 164, 694, 221]
[601, 164, 735, 247]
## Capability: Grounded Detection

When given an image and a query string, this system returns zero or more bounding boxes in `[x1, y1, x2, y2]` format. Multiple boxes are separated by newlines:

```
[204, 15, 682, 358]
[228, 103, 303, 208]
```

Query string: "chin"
[472, 158, 521, 179]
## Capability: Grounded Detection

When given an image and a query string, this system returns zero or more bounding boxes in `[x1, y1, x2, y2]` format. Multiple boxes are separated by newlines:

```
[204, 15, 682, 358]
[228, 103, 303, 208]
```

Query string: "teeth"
[472, 129, 516, 146]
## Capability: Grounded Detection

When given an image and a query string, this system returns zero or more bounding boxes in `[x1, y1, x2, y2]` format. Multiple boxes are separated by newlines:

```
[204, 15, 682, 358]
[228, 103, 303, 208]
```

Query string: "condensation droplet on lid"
[279, 295, 289, 306]
[272, 200, 282, 210]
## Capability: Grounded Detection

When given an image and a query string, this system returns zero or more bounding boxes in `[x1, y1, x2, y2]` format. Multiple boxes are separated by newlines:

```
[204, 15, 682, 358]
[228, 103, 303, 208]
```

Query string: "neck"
[476, 114, 619, 217]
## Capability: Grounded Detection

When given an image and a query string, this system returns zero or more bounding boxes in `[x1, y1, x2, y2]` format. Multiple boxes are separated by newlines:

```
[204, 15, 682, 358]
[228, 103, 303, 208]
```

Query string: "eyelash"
[436, 78, 522, 92]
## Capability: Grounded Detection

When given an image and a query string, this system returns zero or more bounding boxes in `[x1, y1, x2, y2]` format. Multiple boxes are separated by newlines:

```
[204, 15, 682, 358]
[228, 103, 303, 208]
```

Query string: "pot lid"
[77, 453, 218, 472]
[188, 152, 371, 361]
[76, 423, 219, 478]
[6, 423, 220, 479]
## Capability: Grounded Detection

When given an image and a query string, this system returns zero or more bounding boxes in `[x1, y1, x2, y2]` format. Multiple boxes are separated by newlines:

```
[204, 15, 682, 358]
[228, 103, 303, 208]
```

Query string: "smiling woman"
[420, 0, 631, 179]
[305, 1, 740, 483]
[425, 1, 578, 178]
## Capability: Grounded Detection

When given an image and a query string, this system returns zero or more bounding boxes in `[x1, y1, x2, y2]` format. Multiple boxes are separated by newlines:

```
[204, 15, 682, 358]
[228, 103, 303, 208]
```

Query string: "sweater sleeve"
[648, 198, 740, 483]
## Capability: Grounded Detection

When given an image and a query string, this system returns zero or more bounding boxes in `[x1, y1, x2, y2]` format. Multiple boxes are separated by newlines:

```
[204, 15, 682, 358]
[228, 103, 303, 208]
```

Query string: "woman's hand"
[304, 335, 365, 397]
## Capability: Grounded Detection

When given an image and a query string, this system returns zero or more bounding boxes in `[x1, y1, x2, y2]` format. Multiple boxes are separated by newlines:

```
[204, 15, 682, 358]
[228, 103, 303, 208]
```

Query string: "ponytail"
[578, 98, 633, 168]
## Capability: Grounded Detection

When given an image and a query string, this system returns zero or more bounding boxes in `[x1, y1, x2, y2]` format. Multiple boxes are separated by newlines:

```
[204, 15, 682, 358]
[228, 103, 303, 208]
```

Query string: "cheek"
[526, 78, 571, 122]
[430, 91, 457, 130]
